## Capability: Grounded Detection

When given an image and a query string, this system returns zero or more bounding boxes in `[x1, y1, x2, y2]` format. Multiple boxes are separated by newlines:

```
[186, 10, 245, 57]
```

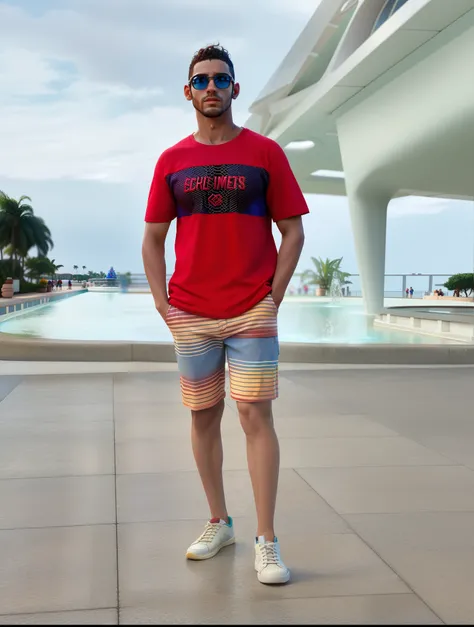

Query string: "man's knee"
[192, 399, 225, 432]
[238, 401, 273, 436]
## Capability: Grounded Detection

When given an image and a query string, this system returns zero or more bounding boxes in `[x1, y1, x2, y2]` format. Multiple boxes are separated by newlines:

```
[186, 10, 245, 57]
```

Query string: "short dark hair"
[188, 44, 235, 80]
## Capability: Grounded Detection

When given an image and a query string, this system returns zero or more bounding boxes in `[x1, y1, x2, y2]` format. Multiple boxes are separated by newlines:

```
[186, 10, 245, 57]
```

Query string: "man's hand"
[271, 292, 283, 310]
[271, 216, 305, 309]
[156, 301, 170, 321]
[142, 222, 171, 322]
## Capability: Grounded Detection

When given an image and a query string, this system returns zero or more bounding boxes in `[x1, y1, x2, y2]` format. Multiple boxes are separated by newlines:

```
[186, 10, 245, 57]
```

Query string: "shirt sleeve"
[265, 141, 310, 222]
[144, 154, 177, 223]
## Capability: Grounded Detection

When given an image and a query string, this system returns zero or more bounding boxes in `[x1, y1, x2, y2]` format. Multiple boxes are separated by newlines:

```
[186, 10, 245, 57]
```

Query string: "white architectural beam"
[349, 194, 389, 315]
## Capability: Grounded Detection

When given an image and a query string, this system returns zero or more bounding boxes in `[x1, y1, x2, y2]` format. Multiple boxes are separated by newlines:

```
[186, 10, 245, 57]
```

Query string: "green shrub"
[18, 280, 40, 294]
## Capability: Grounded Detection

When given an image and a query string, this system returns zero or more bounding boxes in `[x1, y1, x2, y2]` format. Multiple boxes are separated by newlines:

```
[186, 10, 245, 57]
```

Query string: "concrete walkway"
[1, 364, 474, 624]
[2, 286, 84, 308]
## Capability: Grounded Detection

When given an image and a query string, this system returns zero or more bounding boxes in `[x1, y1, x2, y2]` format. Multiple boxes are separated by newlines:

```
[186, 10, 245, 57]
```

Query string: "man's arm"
[272, 216, 305, 307]
[142, 222, 171, 320]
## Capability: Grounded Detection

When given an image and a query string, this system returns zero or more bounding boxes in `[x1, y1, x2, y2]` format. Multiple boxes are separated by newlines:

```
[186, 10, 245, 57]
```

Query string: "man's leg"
[166, 306, 233, 560]
[237, 399, 279, 540]
[187, 392, 235, 559]
[224, 297, 280, 537]
[177, 351, 228, 521]
[227, 340, 289, 583]
[225, 296, 289, 583]
[191, 398, 228, 521]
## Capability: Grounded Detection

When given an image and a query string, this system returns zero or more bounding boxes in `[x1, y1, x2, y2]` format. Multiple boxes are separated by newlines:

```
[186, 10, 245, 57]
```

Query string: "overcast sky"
[1, 0, 473, 281]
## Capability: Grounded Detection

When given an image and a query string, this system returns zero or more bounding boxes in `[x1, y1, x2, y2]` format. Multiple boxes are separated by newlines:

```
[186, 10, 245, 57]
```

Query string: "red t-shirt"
[144, 128, 309, 319]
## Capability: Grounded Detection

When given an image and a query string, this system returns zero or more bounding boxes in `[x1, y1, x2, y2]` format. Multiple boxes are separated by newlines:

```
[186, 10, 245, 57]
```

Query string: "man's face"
[185, 59, 239, 118]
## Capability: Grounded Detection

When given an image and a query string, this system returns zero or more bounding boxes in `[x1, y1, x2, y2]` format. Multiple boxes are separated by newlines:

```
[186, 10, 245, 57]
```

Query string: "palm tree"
[301, 257, 351, 295]
[73, 265, 78, 279]
[25, 256, 63, 281]
[0, 191, 53, 276]
[51, 258, 64, 279]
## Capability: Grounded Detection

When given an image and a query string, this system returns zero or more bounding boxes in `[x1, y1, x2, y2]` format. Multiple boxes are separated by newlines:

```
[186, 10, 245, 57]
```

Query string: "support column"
[402, 275, 407, 298]
[428, 275, 433, 294]
[348, 192, 389, 315]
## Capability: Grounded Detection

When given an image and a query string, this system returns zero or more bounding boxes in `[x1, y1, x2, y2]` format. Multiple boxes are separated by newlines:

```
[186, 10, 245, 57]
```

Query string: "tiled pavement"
[1, 366, 474, 624]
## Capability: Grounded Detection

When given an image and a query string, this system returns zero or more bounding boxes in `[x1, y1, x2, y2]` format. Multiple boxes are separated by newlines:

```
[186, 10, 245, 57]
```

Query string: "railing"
[89, 279, 120, 286]
[125, 273, 453, 298]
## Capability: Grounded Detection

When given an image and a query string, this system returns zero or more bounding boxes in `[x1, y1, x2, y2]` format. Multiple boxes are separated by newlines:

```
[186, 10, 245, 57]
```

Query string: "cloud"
[66, 0, 317, 19]
[0, 89, 195, 182]
[0, 0, 308, 90]
[0, 42, 191, 182]
[0, 0, 313, 183]
[0, 48, 60, 96]
[264, 0, 322, 15]
[1, 0, 472, 278]
[0, 1, 251, 106]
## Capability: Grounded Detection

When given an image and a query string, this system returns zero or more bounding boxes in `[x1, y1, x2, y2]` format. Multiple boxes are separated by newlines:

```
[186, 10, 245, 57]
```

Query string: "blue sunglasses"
[189, 73, 234, 91]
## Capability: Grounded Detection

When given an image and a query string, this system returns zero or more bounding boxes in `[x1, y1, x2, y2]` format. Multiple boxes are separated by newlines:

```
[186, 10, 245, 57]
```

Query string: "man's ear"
[184, 84, 192, 101]
[232, 82, 240, 99]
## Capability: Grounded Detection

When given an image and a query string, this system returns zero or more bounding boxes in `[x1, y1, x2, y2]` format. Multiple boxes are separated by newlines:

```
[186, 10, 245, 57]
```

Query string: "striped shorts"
[165, 295, 279, 411]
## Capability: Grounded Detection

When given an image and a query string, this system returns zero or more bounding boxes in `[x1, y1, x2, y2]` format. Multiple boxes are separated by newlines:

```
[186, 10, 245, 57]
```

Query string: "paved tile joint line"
[1, 366, 474, 623]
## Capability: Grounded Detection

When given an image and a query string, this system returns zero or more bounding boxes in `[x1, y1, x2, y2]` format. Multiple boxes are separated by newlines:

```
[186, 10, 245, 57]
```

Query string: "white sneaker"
[186, 517, 235, 560]
[255, 536, 290, 584]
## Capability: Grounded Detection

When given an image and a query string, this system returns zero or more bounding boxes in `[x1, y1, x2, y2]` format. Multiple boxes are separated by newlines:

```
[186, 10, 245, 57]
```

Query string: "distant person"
[303, 284, 309, 296]
[142, 44, 309, 585]
[68, 279, 72, 290]
[409, 287, 414, 298]
[405, 287, 409, 298]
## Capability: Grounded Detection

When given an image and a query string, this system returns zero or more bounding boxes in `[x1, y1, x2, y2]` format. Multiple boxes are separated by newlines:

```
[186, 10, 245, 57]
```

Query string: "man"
[142, 44, 309, 585]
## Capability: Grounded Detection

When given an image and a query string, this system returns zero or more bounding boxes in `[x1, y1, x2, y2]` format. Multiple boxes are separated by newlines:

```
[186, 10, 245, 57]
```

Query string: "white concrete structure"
[247, 0, 474, 314]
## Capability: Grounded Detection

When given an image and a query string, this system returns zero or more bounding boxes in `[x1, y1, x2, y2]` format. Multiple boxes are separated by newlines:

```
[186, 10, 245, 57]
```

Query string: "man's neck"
[194, 115, 240, 145]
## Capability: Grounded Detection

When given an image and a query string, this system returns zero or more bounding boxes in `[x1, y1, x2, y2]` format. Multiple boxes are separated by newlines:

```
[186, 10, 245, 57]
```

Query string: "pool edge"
[1, 335, 474, 364]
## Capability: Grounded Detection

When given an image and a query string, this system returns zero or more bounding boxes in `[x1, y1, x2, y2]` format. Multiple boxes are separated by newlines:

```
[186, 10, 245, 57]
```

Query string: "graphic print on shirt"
[166, 164, 269, 218]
